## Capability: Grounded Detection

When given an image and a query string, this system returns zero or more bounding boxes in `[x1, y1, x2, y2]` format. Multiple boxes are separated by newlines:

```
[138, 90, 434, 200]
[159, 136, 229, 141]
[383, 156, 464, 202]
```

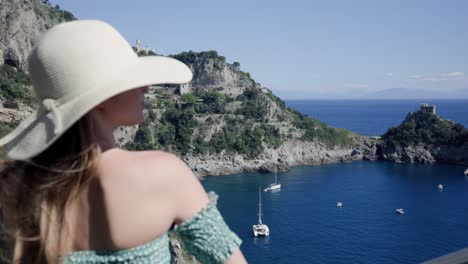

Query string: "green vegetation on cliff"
[0, 121, 18, 138]
[194, 117, 280, 158]
[32, 0, 76, 27]
[0, 64, 35, 105]
[289, 108, 353, 146]
[171, 50, 225, 65]
[127, 84, 353, 156]
[126, 89, 281, 157]
[382, 111, 468, 148]
[236, 88, 268, 121]
[265, 90, 286, 110]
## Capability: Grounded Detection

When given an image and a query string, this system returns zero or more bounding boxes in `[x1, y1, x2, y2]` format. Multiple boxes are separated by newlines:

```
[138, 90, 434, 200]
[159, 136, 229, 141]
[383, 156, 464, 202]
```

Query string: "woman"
[0, 20, 247, 264]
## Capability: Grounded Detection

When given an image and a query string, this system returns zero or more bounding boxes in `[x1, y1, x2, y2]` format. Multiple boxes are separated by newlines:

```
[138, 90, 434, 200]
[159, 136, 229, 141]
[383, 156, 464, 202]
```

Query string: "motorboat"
[396, 208, 405, 215]
[253, 187, 270, 236]
[438, 184, 443, 190]
[337, 202, 343, 207]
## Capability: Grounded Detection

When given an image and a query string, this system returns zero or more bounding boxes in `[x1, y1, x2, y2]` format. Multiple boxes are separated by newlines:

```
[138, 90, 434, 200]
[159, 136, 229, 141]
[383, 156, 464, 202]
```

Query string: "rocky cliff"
[124, 50, 372, 176]
[0, 0, 76, 72]
[183, 136, 379, 177]
[0, 0, 75, 137]
[177, 51, 255, 97]
[379, 142, 468, 165]
[379, 106, 468, 165]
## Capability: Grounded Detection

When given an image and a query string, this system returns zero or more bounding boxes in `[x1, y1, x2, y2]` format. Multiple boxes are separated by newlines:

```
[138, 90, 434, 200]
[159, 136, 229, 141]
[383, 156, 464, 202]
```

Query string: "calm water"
[202, 100, 468, 263]
[203, 162, 468, 264]
[285, 99, 468, 136]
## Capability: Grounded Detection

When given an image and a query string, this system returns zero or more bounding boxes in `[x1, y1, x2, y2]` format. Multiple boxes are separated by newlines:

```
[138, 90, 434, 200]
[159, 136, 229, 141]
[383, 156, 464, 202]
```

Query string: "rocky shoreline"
[183, 137, 380, 177]
[183, 135, 468, 178]
[380, 142, 468, 166]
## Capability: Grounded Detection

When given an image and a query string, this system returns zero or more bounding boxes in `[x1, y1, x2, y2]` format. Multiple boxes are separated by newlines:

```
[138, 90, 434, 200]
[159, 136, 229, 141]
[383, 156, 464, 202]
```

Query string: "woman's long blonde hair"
[0, 114, 100, 264]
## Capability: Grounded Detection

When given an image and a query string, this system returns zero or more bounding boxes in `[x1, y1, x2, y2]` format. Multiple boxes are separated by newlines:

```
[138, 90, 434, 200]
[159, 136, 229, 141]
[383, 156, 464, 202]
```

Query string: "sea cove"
[203, 161, 468, 264]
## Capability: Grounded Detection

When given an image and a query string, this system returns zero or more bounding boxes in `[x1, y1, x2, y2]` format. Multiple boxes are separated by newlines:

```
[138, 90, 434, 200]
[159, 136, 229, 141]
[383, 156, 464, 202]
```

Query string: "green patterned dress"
[63, 193, 242, 264]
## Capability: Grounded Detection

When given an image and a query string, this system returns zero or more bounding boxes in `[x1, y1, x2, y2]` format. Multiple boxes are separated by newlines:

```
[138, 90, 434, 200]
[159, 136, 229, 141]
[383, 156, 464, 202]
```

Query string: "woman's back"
[69, 149, 205, 252]
[65, 149, 246, 263]
[71, 149, 181, 250]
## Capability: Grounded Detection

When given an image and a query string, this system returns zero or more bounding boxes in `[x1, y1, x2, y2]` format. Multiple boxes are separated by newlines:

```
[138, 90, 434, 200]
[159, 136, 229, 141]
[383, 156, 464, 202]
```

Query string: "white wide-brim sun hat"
[0, 20, 193, 160]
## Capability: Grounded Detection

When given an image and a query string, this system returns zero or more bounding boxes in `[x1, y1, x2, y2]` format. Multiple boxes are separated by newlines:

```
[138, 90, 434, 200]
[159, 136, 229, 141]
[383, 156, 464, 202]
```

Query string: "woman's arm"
[162, 153, 247, 264]
[225, 248, 248, 264]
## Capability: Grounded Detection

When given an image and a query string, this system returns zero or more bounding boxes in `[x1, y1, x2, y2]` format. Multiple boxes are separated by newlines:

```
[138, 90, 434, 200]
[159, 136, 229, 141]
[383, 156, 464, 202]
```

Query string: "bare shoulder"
[134, 150, 210, 223]
[125, 149, 196, 184]
[98, 149, 208, 222]
[98, 149, 191, 184]
[129, 150, 210, 223]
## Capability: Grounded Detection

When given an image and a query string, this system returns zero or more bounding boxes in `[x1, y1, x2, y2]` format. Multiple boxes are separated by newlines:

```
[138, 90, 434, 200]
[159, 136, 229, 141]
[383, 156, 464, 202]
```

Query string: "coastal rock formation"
[433, 143, 468, 164]
[379, 142, 468, 165]
[0, 0, 75, 72]
[173, 51, 255, 98]
[379, 144, 436, 164]
[0, 98, 34, 123]
[184, 138, 380, 177]
[378, 105, 468, 166]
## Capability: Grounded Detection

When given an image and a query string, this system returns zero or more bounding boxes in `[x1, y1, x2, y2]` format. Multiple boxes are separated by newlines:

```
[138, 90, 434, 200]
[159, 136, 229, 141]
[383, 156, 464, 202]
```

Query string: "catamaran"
[264, 167, 281, 192]
[253, 187, 270, 236]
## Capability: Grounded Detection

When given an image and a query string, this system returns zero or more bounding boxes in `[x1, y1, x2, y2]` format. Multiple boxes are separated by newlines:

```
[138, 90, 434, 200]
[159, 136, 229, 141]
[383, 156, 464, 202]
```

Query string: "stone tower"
[135, 39, 141, 51]
[179, 83, 191, 95]
[420, 103, 436, 114]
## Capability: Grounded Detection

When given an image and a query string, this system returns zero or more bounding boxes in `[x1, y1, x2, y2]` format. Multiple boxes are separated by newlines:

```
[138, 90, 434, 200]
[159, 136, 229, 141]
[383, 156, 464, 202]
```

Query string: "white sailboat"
[396, 208, 405, 215]
[264, 167, 281, 192]
[253, 187, 270, 236]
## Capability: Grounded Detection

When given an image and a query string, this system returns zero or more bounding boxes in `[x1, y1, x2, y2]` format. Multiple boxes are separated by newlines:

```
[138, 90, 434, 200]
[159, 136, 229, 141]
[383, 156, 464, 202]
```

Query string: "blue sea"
[201, 100, 468, 264]
[285, 99, 468, 136]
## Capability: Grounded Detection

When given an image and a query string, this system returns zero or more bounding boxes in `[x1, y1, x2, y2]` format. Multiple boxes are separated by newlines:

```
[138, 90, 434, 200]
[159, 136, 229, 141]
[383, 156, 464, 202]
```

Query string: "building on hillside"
[152, 83, 191, 96]
[178, 83, 191, 95]
[420, 103, 436, 114]
[134, 39, 157, 55]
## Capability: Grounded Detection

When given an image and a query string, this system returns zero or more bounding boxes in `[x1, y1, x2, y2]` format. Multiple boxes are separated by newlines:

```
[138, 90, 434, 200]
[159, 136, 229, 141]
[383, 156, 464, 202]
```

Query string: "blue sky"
[52, 0, 467, 99]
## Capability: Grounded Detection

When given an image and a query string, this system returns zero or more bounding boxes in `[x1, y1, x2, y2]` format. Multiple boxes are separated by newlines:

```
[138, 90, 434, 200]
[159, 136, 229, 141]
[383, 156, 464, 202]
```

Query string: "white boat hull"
[396, 208, 405, 215]
[253, 224, 270, 236]
[264, 184, 281, 192]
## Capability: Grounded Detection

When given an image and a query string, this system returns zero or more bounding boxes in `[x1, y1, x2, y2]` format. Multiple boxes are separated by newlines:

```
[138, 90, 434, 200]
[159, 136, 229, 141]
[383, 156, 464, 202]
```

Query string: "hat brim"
[0, 55, 192, 160]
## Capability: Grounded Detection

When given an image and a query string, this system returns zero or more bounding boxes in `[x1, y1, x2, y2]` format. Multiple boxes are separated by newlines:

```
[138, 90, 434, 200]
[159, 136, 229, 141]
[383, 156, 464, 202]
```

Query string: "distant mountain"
[362, 88, 468, 99]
